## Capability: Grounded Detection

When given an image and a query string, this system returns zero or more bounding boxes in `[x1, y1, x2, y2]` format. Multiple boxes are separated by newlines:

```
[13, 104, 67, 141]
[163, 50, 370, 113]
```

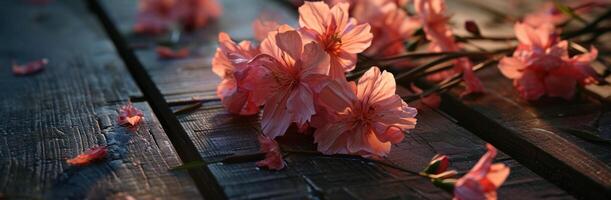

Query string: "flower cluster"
[212, 1, 418, 160]
[499, 22, 599, 100]
[134, 0, 222, 34]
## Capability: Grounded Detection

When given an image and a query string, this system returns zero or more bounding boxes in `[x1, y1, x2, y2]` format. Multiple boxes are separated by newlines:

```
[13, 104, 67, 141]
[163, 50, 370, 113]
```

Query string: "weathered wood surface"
[95, 0, 574, 199]
[433, 1, 611, 198]
[0, 0, 200, 199]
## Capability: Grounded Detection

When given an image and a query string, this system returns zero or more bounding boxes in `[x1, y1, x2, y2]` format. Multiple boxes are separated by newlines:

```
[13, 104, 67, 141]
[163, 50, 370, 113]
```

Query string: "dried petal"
[12, 59, 48, 76]
[67, 146, 108, 166]
[117, 103, 144, 131]
[256, 135, 285, 170]
[156, 46, 190, 59]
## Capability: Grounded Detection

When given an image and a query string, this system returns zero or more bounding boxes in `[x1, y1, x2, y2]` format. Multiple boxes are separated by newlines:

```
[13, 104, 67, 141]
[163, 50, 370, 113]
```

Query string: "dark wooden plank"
[0, 0, 199, 199]
[96, 0, 574, 199]
[191, 99, 572, 199]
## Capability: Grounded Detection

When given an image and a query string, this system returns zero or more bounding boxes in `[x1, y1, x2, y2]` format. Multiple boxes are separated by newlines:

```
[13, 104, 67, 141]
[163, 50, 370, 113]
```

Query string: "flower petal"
[298, 1, 330, 34]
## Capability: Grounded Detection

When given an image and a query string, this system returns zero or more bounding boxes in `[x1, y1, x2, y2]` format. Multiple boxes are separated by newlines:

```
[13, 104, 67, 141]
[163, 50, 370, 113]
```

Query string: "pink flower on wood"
[12, 59, 48, 76]
[498, 22, 599, 100]
[312, 67, 417, 157]
[256, 135, 285, 170]
[298, 1, 373, 79]
[414, 0, 483, 95]
[117, 103, 144, 131]
[454, 144, 510, 200]
[211, 32, 262, 115]
[247, 25, 331, 138]
[134, 0, 221, 34]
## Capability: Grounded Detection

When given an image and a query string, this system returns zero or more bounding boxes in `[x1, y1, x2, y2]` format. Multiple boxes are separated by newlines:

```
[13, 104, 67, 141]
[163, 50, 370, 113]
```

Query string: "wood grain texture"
[0, 0, 199, 199]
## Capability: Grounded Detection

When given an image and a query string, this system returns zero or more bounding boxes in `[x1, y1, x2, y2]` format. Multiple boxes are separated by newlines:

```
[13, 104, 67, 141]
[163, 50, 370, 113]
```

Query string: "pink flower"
[414, 0, 483, 95]
[117, 103, 144, 131]
[12, 59, 48, 76]
[298, 1, 373, 79]
[156, 46, 190, 59]
[454, 144, 510, 200]
[211, 32, 262, 115]
[498, 22, 599, 100]
[352, 0, 420, 58]
[252, 13, 281, 42]
[256, 135, 285, 170]
[134, 0, 221, 34]
[248, 25, 331, 138]
[312, 67, 417, 157]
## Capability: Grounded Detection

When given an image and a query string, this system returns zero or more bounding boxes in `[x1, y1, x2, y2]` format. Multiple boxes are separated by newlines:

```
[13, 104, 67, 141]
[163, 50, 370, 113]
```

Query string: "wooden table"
[0, 0, 608, 199]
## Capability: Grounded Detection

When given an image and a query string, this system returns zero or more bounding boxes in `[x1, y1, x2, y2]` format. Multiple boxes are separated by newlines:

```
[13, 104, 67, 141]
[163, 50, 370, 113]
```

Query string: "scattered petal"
[117, 103, 144, 131]
[12, 59, 48, 76]
[156, 46, 190, 59]
[256, 135, 285, 170]
[67, 146, 108, 166]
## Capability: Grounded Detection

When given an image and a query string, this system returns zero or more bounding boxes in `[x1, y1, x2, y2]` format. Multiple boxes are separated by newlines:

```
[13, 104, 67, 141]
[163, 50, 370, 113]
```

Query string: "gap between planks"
[87, 0, 227, 199]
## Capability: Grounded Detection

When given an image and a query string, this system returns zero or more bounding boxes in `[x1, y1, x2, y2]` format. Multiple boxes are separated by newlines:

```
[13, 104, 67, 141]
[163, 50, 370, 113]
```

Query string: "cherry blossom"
[211, 32, 261, 115]
[67, 146, 108, 166]
[498, 22, 599, 100]
[454, 144, 510, 200]
[312, 67, 417, 157]
[414, 0, 484, 95]
[298, 1, 373, 79]
[255, 135, 285, 170]
[117, 103, 144, 131]
[247, 25, 330, 138]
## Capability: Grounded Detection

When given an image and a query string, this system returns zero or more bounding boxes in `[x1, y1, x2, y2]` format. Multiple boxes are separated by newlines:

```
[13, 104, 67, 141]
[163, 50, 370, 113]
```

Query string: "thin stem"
[561, 8, 611, 39]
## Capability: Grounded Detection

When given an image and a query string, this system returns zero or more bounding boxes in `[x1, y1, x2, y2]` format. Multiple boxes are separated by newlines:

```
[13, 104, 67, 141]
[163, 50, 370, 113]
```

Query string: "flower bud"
[465, 20, 481, 36]
[423, 154, 450, 175]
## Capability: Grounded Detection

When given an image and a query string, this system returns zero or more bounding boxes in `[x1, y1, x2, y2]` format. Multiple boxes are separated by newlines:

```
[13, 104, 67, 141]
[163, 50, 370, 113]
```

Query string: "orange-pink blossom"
[454, 144, 510, 200]
[298, 1, 373, 79]
[247, 25, 330, 138]
[212, 32, 262, 115]
[498, 22, 599, 100]
[312, 67, 417, 157]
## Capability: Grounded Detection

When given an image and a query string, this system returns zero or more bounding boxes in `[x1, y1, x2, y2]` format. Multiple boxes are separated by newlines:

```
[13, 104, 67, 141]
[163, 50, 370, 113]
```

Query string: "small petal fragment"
[67, 146, 108, 166]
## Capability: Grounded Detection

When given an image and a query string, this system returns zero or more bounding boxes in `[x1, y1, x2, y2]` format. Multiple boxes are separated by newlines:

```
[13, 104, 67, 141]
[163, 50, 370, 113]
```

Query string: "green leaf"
[169, 160, 207, 171]
[432, 178, 457, 193]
